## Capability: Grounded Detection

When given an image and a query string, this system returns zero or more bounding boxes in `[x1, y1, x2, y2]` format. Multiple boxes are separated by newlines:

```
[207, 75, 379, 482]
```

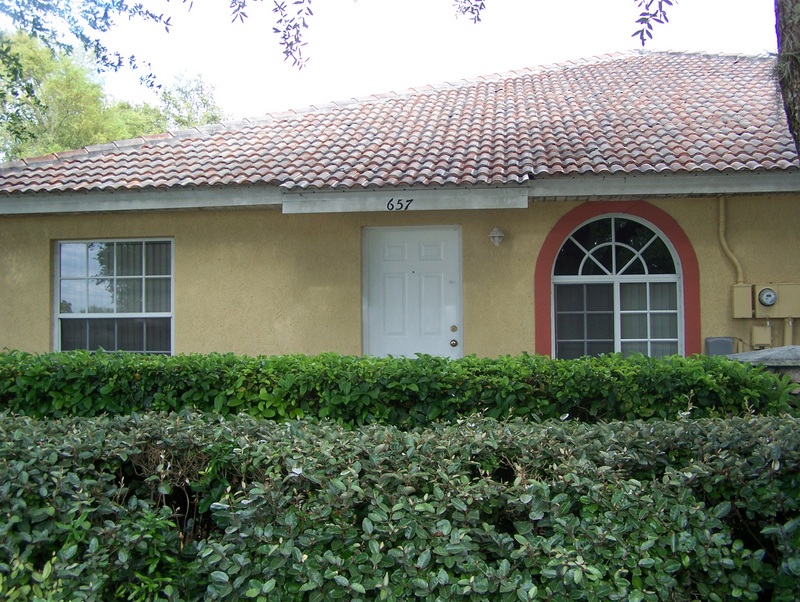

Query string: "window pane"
[555, 284, 584, 312]
[145, 278, 171, 312]
[61, 319, 87, 350]
[621, 342, 648, 357]
[116, 279, 143, 313]
[650, 282, 677, 310]
[87, 278, 114, 314]
[117, 242, 143, 276]
[619, 256, 646, 275]
[587, 314, 613, 339]
[88, 319, 115, 350]
[615, 218, 655, 251]
[651, 341, 679, 358]
[60, 244, 87, 278]
[642, 238, 676, 274]
[118, 319, 145, 352]
[621, 283, 647, 310]
[557, 342, 585, 359]
[651, 313, 678, 338]
[557, 314, 584, 339]
[587, 341, 614, 356]
[583, 245, 612, 275]
[621, 314, 647, 339]
[60, 280, 87, 314]
[555, 239, 583, 275]
[88, 279, 114, 313]
[615, 246, 635, 274]
[146, 318, 171, 353]
[586, 284, 613, 311]
[88, 243, 114, 277]
[146, 242, 171, 276]
[573, 219, 611, 250]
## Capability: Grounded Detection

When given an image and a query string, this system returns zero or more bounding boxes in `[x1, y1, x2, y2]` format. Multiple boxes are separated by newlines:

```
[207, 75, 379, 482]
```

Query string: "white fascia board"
[281, 187, 529, 214]
[528, 171, 800, 198]
[0, 186, 283, 215]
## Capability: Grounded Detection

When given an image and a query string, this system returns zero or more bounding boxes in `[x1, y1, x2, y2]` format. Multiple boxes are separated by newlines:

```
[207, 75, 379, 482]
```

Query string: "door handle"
[450, 340, 458, 347]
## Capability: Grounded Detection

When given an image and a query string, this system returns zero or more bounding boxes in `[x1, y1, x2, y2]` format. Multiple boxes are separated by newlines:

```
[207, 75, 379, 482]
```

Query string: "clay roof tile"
[0, 51, 796, 195]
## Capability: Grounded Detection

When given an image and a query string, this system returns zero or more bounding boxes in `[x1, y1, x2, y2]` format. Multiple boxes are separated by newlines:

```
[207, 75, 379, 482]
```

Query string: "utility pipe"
[718, 195, 745, 283]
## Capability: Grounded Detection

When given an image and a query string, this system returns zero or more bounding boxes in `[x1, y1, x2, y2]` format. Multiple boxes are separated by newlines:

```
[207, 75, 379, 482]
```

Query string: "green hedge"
[0, 412, 798, 601]
[0, 351, 795, 425]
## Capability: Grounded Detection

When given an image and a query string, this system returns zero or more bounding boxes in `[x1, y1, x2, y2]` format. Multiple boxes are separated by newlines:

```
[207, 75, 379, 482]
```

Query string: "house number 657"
[386, 198, 413, 211]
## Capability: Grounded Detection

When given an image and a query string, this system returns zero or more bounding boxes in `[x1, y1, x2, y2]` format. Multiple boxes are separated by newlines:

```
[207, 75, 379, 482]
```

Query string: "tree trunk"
[776, 0, 800, 158]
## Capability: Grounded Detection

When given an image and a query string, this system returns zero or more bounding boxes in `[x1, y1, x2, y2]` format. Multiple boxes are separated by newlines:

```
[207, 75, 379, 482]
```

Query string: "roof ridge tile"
[22, 153, 59, 165]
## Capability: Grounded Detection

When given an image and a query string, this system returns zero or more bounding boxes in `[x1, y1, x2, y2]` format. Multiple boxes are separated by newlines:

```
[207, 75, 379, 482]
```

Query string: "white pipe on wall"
[718, 196, 745, 283]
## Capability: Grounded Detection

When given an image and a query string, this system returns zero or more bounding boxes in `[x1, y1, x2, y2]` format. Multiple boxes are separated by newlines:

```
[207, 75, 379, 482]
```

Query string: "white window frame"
[53, 238, 175, 354]
[551, 215, 684, 358]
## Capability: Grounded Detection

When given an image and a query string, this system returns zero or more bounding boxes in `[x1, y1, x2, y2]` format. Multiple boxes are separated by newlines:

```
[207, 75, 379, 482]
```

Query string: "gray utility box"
[706, 337, 735, 356]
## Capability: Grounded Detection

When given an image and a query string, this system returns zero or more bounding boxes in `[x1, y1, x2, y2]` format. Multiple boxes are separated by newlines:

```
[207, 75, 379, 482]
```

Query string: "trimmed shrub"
[0, 350, 795, 424]
[0, 412, 798, 600]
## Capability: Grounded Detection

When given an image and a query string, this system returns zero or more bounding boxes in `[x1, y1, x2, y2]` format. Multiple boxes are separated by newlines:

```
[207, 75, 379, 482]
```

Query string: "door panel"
[420, 273, 443, 335]
[364, 227, 462, 358]
[383, 274, 408, 335]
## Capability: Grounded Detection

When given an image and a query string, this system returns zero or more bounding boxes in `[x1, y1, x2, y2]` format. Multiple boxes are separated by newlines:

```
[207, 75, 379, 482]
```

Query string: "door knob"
[450, 340, 458, 347]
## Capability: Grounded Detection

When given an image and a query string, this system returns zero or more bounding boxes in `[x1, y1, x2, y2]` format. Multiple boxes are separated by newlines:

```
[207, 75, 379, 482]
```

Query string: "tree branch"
[775, 0, 800, 157]
[632, 0, 673, 44]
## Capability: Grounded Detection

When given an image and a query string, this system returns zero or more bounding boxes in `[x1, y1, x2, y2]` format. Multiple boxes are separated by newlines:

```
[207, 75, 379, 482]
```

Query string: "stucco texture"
[0, 194, 797, 356]
[649, 194, 800, 349]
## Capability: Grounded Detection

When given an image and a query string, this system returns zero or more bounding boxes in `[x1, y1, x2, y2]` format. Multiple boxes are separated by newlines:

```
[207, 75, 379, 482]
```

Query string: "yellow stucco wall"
[651, 195, 800, 348]
[1, 193, 797, 356]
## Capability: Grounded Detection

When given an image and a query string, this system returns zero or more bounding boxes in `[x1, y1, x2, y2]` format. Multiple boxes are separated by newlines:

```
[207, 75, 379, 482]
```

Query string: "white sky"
[100, 0, 778, 120]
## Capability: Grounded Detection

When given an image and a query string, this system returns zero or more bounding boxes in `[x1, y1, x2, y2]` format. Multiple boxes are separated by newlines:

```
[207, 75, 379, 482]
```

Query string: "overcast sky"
[101, 0, 778, 120]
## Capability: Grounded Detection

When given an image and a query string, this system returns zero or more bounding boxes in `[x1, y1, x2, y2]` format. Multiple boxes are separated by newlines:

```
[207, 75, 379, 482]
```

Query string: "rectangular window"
[554, 281, 679, 359]
[56, 240, 173, 353]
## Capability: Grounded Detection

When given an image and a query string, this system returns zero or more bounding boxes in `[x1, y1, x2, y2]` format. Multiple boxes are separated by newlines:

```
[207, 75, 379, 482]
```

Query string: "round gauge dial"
[757, 287, 777, 307]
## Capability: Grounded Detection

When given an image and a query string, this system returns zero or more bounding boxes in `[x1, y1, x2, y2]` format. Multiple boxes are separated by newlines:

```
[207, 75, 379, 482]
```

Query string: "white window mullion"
[642, 282, 649, 356]
[613, 281, 622, 354]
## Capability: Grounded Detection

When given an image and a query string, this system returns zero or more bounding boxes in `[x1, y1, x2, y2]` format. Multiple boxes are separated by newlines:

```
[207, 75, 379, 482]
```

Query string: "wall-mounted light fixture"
[488, 227, 505, 246]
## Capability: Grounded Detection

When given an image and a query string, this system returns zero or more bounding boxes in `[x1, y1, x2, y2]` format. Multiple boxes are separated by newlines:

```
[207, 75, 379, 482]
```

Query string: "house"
[0, 51, 798, 359]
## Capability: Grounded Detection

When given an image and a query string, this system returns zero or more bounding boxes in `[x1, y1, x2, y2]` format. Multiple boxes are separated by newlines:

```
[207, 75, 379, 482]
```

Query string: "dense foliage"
[0, 412, 798, 601]
[2, 351, 796, 599]
[0, 32, 161, 160]
[0, 350, 794, 425]
[0, 32, 226, 161]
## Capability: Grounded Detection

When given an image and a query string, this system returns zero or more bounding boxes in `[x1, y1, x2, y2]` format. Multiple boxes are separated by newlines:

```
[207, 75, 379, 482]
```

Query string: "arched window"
[552, 216, 682, 359]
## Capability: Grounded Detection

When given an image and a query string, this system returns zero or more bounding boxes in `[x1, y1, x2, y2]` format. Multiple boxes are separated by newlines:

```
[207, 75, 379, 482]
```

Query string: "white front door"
[364, 227, 462, 358]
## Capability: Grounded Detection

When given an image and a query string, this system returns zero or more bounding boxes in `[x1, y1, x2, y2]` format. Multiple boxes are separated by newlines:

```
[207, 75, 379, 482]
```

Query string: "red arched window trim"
[534, 201, 701, 356]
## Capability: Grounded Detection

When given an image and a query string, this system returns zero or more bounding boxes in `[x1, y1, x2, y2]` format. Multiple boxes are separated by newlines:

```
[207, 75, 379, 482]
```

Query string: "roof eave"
[1, 170, 798, 216]
[527, 170, 800, 199]
[0, 185, 284, 216]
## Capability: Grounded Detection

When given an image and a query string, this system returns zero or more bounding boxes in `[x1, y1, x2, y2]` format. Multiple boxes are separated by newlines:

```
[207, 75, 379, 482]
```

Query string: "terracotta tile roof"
[0, 51, 797, 195]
